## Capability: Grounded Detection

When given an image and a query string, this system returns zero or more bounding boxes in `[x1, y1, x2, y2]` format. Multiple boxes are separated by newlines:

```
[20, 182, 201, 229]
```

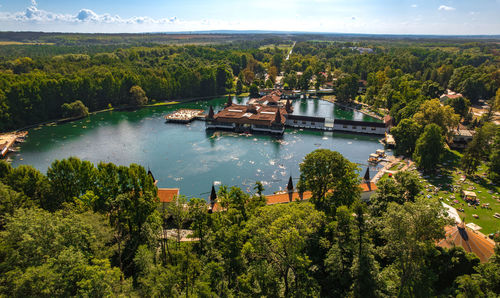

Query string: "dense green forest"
[0, 35, 499, 132]
[0, 152, 498, 297]
[0, 34, 499, 296]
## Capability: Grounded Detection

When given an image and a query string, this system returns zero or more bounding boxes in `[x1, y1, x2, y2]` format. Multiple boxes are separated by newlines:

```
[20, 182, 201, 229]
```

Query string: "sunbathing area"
[0, 131, 27, 158]
[165, 109, 205, 123]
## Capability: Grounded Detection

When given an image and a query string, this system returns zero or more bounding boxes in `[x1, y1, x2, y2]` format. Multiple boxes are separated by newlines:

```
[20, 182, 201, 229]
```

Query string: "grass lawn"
[389, 162, 403, 171]
[414, 150, 499, 235]
[258, 44, 293, 51]
[377, 149, 499, 234]
[147, 101, 180, 107]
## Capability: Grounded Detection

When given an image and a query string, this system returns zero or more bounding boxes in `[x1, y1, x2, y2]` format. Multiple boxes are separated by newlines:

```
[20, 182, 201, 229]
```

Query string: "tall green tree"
[4, 164, 50, 209]
[0, 208, 130, 297]
[46, 157, 97, 210]
[216, 65, 233, 94]
[350, 203, 381, 297]
[446, 96, 471, 119]
[336, 74, 359, 102]
[413, 99, 460, 136]
[454, 247, 500, 297]
[369, 171, 423, 217]
[235, 79, 243, 94]
[380, 197, 451, 297]
[391, 118, 422, 156]
[488, 128, 500, 181]
[242, 202, 324, 297]
[299, 149, 361, 216]
[61, 100, 89, 118]
[413, 124, 445, 172]
[0, 182, 33, 228]
[129, 85, 148, 106]
[249, 83, 259, 98]
[324, 206, 356, 296]
[461, 123, 497, 175]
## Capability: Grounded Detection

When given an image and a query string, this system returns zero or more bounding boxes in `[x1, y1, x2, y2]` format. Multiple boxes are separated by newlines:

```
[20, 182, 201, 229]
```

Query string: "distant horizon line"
[1, 30, 500, 38]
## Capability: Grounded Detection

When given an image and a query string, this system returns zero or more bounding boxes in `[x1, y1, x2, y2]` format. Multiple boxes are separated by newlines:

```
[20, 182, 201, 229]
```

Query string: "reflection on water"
[12, 97, 386, 198]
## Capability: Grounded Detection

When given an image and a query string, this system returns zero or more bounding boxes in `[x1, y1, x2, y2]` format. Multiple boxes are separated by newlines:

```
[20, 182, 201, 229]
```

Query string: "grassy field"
[146, 101, 180, 107]
[409, 150, 498, 235]
[389, 162, 404, 171]
[258, 44, 293, 51]
[0, 41, 55, 45]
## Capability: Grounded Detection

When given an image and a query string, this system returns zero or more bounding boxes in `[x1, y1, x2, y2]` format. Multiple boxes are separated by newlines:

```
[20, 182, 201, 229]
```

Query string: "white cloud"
[438, 5, 455, 11]
[76, 9, 98, 22]
[0, 1, 497, 35]
[0, 4, 179, 28]
[411, 4, 417, 8]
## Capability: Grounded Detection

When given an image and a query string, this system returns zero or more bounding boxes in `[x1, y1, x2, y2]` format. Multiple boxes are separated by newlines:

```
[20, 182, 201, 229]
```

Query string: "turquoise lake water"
[11, 97, 388, 198]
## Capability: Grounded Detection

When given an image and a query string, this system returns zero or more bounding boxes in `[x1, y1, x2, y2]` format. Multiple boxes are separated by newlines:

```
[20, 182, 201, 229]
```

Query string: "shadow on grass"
[423, 149, 463, 191]
[469, 175, 498, 193]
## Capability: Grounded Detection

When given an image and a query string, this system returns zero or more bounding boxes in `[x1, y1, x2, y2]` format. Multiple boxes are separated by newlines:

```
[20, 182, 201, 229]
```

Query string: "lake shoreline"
[10, 96, 387, 197]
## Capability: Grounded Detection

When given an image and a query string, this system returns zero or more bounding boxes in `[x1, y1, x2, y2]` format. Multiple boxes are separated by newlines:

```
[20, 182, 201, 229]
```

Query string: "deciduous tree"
[129, 85, 148, 106]
[299, 149, 360, 216]
[413, 124, 445, 172]
[391, 118, 422, 156]
[381, 197, 450, 297]
[413, 99, 460, 136]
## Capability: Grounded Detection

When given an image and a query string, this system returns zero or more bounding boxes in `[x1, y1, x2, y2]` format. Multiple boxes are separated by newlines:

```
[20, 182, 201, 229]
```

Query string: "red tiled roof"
[196, 183, 376, 212]
[262, 183, 376, 205]
[443, 94, 463, 99]
[360, 182, 377, 192]
[213, 104, 287, 126]
[266, 191, 313, 205]
[437, 224, 495, 263]
[157, 188, 180, 203]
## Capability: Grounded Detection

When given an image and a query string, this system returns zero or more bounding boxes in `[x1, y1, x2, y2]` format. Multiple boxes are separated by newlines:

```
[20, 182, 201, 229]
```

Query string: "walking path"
[371, 156, 415, 183]
[286, 41, 296, 60]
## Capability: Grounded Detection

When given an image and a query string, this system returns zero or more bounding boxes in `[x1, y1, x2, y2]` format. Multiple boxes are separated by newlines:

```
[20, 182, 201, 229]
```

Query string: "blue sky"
[0, 0, 499, 34]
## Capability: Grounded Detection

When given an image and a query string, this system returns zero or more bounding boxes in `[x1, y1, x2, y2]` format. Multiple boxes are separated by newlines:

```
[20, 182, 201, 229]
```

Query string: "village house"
[449, 125, 474, 149]
[439, 90, 464, 103]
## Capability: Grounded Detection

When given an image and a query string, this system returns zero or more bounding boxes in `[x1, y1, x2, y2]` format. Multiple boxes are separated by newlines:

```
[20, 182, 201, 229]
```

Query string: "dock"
[0, 131, 28, 158]
[165, 109, 205, 123]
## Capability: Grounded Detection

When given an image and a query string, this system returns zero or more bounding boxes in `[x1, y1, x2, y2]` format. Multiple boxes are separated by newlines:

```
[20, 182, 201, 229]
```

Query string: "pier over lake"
[11, 97, 387, 198]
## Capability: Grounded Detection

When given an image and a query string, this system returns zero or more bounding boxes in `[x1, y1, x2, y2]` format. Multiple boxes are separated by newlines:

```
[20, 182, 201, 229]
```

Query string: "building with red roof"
[157, 188, 180, 208]
[206, 103, 288, 134]
[437, 224, 496, 263]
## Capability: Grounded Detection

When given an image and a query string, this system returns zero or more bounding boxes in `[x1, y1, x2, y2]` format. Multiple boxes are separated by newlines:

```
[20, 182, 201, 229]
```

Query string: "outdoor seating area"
[415, 162, 499, 235]
[462, 190, 479, 205]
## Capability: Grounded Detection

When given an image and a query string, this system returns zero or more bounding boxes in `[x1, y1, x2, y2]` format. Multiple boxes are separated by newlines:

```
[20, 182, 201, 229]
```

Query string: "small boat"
[376, 149, 385, 157]
[368, 153, 379, 164]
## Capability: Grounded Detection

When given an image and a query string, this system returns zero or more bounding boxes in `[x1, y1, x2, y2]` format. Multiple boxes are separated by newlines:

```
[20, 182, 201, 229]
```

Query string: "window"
[343, 125, 348, 128]
[352, 126, 357, 129]
[362, 127, 366, 130]
[293, 120, 297, 124]
[302, 121, 306, 124]
[311, 122, 315, 125]
[371, 127, 376, 131]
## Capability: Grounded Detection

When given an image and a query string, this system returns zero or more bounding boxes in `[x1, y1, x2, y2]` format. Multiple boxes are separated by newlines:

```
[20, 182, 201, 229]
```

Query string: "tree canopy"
[413, 124, 445, 172]
[299, 149, 361, 216]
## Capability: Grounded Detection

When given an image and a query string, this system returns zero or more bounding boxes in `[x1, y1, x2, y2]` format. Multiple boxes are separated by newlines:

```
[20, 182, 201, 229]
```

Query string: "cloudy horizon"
[0, 0, 499, 35]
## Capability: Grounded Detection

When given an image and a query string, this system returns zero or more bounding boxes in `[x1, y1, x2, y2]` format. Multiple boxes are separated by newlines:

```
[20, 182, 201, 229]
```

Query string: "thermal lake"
[11, 97, 388, 198]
